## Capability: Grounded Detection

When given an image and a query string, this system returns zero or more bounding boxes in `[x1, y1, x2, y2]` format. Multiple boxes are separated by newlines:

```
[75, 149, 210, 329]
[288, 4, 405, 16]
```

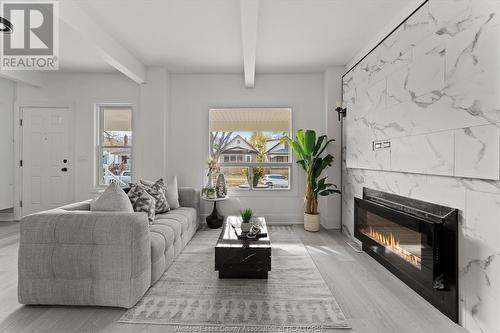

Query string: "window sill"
[226, 188, 298, 198]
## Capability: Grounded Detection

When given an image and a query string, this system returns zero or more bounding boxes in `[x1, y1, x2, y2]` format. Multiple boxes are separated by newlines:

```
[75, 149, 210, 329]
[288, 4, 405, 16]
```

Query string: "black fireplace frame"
[354, 188, 458, 322]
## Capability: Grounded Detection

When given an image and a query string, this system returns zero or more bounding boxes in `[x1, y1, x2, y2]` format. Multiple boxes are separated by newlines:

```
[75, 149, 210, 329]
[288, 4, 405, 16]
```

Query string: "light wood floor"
[0, 222, 466, 333]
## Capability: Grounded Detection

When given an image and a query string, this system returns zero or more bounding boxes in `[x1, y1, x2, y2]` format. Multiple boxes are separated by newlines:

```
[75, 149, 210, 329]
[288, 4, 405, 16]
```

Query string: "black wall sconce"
[335, 101, 347, 121]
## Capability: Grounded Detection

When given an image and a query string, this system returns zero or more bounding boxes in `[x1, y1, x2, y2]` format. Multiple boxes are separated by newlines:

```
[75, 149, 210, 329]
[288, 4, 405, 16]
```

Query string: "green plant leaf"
[313, 135, 326, 155]
[319, 189, 341, 196]
[295, 129, 305, 147]
[285, 129, 340, 203]
[317, 155, 334, 175]
[281, 136, 293, 146]
[303, 130, 316, 155]
[316, 177, 327, 191]
[296, 159, 307, 171]
[291, 141, 306, 160]
[315, 139, 335, 157]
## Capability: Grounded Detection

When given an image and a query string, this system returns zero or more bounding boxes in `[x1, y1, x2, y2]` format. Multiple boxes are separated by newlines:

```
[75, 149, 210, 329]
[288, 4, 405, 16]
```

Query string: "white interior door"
[22, 107, 72, 215]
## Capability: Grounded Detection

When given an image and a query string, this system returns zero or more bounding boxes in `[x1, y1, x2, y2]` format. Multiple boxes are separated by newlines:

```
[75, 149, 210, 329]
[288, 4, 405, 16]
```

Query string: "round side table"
[202, 195, 229, 229]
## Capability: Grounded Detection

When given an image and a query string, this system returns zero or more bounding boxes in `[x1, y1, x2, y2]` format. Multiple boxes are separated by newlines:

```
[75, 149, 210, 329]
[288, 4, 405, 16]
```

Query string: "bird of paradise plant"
[282, 129, 340, 215]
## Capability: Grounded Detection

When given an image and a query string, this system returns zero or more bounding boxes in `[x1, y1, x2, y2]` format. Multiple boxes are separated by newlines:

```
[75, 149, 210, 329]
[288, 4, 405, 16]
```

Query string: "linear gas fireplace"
[354, 188, 458, 322]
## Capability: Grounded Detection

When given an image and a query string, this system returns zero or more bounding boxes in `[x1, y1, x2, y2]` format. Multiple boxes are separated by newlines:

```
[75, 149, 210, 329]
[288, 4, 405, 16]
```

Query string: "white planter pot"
[241, 222, 251, 232]
[304, 213, 320, 232]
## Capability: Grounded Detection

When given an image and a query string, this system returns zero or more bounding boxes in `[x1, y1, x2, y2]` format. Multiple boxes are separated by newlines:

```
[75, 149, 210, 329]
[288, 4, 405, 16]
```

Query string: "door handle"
[61, 167, 68, 172]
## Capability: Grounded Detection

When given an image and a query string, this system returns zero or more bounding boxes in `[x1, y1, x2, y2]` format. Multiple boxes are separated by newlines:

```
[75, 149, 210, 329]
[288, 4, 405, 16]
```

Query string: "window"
[96, 105, 133, 186]
[209, 108, 292, 191]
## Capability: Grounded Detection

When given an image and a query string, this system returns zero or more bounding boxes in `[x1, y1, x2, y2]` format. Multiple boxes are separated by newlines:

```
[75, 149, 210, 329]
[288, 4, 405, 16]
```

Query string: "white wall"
[0, 77, 15, 210]
[11, 70, 344, 226]
[16, 73, 140, 201]
[169, 73, 341, 224]
[321, 67, 344, 229]
[137, 67, 170, 181]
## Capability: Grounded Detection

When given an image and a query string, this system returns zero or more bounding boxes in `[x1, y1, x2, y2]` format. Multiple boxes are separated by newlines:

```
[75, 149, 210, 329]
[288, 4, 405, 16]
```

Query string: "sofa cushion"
[91, 183, 133, 213]
[149, 224, 175, 250]
[159, 210, 189, 235]
[154, 216, 183, 238]
[173, 207, 197, 229]
[127, 183, 156, 223]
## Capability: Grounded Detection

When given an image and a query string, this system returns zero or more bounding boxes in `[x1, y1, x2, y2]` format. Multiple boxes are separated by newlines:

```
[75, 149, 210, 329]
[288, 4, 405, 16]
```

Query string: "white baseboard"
[0, 213, 18, 222]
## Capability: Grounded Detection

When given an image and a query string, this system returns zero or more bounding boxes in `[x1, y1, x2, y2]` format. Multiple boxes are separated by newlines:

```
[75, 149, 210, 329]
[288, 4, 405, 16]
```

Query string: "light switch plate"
[373, 139, 391, 150]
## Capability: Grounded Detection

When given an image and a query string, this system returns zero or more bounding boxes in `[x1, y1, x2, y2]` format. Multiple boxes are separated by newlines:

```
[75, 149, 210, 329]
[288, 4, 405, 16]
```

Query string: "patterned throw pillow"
[127, 183, 156, 223]
[140, 179, 170, 214]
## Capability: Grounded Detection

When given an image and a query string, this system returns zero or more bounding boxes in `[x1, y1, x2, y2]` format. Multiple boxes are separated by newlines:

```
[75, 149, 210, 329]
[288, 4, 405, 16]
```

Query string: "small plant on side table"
[202, 186, 217, 199]
[240, 208, 253, 232]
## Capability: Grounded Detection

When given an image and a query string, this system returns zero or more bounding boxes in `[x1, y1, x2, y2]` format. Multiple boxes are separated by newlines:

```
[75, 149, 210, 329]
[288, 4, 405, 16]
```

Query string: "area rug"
[119, 225, 349, 329]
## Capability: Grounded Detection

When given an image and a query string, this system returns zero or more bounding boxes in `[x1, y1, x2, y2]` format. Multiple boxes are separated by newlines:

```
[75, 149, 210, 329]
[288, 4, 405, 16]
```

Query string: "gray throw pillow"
[140, 179, 170, 214]
[91, 182, 133, 213]
[165, 176, 180, 209]
[127, 183, 156, 223]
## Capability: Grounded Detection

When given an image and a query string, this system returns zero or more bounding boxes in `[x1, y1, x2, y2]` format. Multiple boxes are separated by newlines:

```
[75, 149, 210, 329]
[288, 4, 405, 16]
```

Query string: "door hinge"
[19, 160, 23, 167]
[19, 200, 22, 207]
[19, 119, 23, 126]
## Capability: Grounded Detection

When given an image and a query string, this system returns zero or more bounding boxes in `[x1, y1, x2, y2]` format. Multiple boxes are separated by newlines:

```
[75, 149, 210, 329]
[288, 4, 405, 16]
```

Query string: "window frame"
[208, 108, 293, 192]
[95, 103, 134, 188]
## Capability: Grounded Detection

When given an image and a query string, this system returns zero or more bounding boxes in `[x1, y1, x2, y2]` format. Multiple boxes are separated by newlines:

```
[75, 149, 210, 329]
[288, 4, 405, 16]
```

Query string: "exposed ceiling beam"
[240, 0, 259, 88]
[0, 70, 44, 87]
[59, 0, 146, 84]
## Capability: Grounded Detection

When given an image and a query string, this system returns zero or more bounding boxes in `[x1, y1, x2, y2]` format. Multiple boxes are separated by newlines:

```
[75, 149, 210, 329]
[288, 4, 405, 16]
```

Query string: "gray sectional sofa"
[18, 187, 200, 308]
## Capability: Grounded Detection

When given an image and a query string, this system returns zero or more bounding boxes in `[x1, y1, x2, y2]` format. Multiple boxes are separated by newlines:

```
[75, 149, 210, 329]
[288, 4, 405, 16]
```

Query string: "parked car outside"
[119, 170, 132, 184]
[261, 174, 289, 188]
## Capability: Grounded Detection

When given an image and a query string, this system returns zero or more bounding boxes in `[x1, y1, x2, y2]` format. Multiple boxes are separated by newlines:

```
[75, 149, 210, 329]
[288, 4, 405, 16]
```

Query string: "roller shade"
[209, 108, 291, 132]
[103, 108, 132, 132]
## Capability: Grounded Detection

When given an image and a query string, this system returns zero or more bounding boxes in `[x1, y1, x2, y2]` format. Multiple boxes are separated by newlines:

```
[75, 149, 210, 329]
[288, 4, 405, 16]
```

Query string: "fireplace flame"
[365, 226, 421, 269]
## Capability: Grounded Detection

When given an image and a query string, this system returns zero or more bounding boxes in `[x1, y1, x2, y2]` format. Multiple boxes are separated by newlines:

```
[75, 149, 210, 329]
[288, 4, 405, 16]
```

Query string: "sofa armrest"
[18, 209, 151, 308]
[178, 187, 200, 211]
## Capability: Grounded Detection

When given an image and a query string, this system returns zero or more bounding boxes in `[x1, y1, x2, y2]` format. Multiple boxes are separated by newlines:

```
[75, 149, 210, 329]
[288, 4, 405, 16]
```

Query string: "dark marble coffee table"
[215, 216, 271, 279]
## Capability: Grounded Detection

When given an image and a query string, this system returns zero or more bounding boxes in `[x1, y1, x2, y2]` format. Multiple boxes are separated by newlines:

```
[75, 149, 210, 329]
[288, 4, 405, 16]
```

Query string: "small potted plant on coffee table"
[240, 208, 253, 233]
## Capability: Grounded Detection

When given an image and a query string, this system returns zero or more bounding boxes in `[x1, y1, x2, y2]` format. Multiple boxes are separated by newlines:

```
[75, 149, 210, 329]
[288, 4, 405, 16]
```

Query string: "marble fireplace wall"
[343, 0, 500, 180]
[342, 1, 500, 332]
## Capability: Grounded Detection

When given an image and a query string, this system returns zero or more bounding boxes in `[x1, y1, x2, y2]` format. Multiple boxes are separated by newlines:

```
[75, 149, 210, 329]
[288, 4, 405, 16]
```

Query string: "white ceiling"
[58, 22, 115, 72]
[59, 0, 414, 74]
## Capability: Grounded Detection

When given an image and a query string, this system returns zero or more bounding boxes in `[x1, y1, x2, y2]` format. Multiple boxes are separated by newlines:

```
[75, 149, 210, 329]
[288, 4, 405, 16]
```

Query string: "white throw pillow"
[165, 176, 180, 209]
[91, 182, 134, 212]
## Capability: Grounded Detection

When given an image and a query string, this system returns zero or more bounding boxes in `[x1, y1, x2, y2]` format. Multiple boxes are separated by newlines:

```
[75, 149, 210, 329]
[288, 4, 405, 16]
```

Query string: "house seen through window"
[209, 108, 292, 191]
[97, 105, 133, 186]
